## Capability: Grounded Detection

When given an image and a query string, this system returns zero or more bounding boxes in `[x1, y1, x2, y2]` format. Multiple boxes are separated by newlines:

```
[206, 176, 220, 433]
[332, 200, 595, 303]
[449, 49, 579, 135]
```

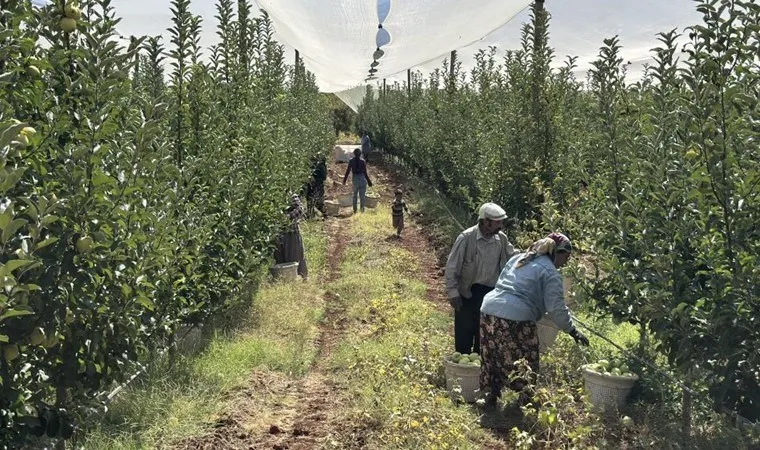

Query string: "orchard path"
[172, 154, 453, 449]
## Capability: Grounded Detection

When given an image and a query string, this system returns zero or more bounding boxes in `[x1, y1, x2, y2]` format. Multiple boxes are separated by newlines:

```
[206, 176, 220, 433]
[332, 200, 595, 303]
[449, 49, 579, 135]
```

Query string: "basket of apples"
[443, 352, 481, 403]
[581, 358, 639, 410]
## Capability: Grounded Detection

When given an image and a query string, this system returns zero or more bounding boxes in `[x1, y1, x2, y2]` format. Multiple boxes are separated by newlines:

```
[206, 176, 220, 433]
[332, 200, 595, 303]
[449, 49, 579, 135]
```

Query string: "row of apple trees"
[0, 0, 333, 444]
[358, 0, 759, 425]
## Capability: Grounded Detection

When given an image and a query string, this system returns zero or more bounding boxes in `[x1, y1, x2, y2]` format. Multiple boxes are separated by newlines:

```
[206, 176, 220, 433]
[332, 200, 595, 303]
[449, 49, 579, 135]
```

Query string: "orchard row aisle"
[80, 153, 758, 449]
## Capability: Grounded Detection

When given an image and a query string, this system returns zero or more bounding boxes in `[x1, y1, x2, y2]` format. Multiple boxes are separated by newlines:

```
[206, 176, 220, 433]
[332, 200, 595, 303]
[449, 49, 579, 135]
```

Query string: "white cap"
[478, 203, 507, 221]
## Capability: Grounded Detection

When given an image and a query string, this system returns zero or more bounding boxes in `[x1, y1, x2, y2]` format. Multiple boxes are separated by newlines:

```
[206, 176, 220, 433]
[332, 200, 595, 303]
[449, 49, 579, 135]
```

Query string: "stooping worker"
[273, 193, 308, 279]
[445, 203, 516, 355]
[361, 132, 372, 162]
[306, 154, 328, 219]
[342, 148, 373, 213]
[479, 232, 589, 408]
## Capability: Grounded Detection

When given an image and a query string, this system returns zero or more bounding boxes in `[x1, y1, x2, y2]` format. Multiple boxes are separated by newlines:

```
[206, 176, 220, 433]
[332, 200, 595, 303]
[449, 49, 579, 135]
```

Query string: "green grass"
[81, 221, 328, 449]
[325, 207, 499, 449]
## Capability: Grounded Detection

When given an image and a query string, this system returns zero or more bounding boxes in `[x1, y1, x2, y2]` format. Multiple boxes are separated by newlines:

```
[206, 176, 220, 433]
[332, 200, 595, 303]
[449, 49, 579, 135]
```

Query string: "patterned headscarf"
[286, 193, 305, 224]
[515, 232, 572, 269]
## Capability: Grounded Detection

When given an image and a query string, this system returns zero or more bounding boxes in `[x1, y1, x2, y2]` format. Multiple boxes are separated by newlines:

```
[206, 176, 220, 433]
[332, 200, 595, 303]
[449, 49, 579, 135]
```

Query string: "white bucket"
[443, 358, 481, 403]
[325, 201, 340, 216]
[537, 316, 560, 354]
[270, 262, 299, 281]
[582, 366, 638, 411]
[338, 194, 353, 207]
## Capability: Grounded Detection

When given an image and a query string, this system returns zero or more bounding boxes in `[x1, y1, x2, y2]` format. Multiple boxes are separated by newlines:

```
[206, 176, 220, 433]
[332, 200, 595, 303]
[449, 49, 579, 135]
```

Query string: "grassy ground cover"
[81, 222, 327, 449]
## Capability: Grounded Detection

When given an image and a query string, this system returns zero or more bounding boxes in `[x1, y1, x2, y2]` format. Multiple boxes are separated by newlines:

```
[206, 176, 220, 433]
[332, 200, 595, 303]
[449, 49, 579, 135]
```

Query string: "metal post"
[531, 0, 548, 176]
[407, 69, 411, 94]
[294, 49, 300, 79]
[449, 50, 457, 92]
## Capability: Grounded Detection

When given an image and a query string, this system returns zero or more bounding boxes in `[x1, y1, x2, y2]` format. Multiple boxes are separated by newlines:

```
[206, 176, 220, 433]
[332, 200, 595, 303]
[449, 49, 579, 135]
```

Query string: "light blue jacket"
[480, 253, 573, 331]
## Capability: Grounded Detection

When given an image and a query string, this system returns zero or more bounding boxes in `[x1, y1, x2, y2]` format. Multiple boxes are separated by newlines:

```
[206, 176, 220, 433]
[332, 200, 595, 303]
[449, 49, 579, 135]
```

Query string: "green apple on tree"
[30, 328, 46, 346]
[59, 17, 77, 32]
[27, 65, 41, 78]
[3, 344, 20, 361]
[76, 236, 93, 253]
[64, 2, 82, 20]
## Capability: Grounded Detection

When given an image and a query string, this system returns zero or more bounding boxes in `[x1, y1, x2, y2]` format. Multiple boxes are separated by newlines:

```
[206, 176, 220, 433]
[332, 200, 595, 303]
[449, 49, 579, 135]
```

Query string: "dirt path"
[369, 160, 451, 311]
[173, 157, 458, 449]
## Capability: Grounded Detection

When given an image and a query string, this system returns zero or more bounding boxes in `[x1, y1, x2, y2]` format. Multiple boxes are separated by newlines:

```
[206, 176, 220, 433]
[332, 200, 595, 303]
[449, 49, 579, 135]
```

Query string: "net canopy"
[99, 1, 702, 108]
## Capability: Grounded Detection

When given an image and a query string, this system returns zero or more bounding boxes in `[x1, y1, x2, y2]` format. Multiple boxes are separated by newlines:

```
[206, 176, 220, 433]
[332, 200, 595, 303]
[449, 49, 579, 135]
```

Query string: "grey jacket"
[445, 225, 515, 299]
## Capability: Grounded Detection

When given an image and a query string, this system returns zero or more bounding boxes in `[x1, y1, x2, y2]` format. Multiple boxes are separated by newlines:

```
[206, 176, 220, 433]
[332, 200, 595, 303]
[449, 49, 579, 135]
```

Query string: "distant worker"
[444, 203, 515, 355]
[306, 154, 328, 219]
[361, 132, 372, 162]
[342, 148, 373, 213]
[274, 194, 308, 279]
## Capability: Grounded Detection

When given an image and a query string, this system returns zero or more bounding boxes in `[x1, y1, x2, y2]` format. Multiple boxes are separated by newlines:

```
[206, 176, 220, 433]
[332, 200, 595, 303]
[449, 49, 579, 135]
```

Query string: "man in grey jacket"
[445, 203, 515, 354]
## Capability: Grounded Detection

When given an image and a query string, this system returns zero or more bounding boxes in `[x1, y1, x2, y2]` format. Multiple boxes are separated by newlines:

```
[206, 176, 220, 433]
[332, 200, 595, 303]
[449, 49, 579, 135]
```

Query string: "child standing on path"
[391, 189, 410, 237]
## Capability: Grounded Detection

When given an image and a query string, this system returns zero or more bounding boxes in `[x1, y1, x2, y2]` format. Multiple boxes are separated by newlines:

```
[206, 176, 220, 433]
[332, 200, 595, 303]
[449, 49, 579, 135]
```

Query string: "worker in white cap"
[444, 202, 516, 355]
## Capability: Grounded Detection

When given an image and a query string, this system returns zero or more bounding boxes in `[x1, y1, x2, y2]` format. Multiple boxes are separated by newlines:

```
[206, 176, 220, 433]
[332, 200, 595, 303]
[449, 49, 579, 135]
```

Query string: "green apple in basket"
[457, 357, 471, 365]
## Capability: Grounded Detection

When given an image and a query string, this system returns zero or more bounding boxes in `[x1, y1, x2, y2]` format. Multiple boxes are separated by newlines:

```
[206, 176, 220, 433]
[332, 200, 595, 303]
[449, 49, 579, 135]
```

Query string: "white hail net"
[251, 0, 701, 109]
[39, 0, 704, 109]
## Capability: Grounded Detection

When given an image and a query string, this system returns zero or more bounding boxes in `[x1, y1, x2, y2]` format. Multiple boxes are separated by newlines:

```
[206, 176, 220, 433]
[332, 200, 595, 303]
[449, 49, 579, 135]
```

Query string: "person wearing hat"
[479, 232, 590, 408]
[444, 202, 516, 355]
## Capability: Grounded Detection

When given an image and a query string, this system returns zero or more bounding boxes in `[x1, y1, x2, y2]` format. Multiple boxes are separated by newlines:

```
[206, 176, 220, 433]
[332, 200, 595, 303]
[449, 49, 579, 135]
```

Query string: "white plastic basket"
[365, 195, 379, 208]
[325, 201, 340, 216]
[270, 262, 299, 281]
[443, 358, 481, 403]
[536, 277, 575, 353]
[536, 316, 560, 354]
[338, 194, 353, 207]
[582, 366, 638, 410]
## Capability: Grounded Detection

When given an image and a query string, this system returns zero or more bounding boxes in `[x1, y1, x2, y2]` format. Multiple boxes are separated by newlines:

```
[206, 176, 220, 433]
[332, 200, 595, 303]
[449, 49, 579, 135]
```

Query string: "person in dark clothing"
[306, 155, 328, 219]
[391, 188, 409, 237]
[361, 133, 372, 162]
[342, 148, 373, 213]
[274, 194, 308, 279]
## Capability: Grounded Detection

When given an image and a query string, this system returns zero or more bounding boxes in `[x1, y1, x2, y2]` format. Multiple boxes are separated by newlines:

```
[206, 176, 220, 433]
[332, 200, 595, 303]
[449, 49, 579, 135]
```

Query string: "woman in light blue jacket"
[479, 232, 589, 407]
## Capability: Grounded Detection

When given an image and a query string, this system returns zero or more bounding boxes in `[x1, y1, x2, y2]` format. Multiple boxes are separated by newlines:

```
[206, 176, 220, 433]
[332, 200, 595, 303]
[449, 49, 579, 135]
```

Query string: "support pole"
[407, 69, 411, 94]
[449, 50, 457, 92]
[531, 0, 548, 177]
[383, 78, 387, 95]
[294, 49, 300, 80]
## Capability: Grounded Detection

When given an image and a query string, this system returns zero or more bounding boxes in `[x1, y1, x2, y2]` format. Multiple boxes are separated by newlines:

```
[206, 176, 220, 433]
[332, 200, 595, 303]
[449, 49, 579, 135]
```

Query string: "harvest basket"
[536, 316, 560, 354]
[338, 194, 353, 207]
[365, 195, 379, 208]
[536, 276, 576, 353]
[581, 365, 639, 410]
[443, 358, 481, 403]
[176, 325, 203, 353]
[325, 200, 340, 216]
[270, 262, 299, 281]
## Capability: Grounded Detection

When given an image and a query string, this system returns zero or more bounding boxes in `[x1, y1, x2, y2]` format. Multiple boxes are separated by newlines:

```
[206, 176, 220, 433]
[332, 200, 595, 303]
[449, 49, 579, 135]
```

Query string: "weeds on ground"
[327, 208, 498, 449]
